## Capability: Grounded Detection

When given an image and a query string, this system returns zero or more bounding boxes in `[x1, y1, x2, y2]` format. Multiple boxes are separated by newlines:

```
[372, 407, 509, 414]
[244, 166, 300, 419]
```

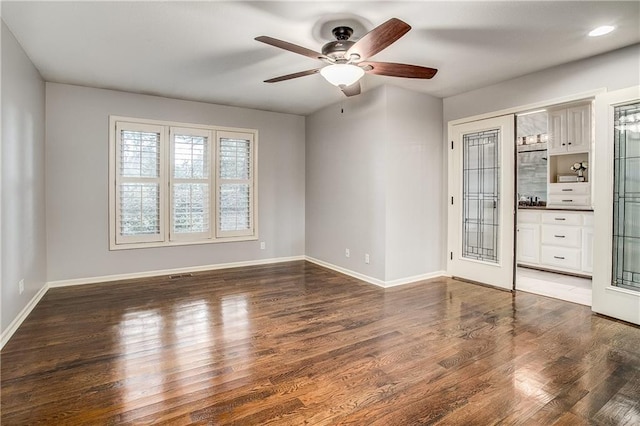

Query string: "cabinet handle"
[562, 143, 566, 146]
[562, 199, 573, 202]
[561, 189, 573, 192]
[568, 142, 572, 145]
[555, 218, 566, 221]
[554, 256, 565, 260]
[554, 235, 566, 238]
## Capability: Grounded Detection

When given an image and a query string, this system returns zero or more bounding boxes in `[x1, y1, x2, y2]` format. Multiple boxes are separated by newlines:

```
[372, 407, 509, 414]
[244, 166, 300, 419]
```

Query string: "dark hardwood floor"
[2, 260, 639, 425]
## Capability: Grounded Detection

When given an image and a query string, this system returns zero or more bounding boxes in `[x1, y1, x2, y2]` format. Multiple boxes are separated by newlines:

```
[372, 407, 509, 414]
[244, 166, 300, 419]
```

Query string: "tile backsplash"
[518, 149, 547, 202]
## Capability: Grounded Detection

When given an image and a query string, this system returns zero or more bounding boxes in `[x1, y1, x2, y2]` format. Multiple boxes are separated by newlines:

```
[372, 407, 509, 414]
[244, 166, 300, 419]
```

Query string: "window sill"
[109, 235, 258, 250]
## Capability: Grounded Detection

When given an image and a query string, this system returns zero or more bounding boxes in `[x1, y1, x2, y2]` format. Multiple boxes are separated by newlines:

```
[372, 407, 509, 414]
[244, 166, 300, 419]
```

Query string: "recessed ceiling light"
[589, 25, 615, 37]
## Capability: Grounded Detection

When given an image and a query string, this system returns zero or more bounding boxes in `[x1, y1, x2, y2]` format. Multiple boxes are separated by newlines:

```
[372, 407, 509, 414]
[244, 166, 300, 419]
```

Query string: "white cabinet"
[517, 209, 593, 276]
[547, 182, 591, 209]
[567, 104, 591, 153]
[518, 223, 540, 264]
[517, 211, 541, 265]
[548, 103, 591, 154]
[549, 109, 567, 154]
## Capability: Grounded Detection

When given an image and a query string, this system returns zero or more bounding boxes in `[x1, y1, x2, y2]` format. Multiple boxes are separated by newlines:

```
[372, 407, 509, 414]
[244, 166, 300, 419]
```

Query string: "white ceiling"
[3, 1, 639, 115]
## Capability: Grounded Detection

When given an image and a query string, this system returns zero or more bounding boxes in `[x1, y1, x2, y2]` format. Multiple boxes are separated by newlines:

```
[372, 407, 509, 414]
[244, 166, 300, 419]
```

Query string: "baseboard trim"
[304, 256, 387, 287]
[47, 255, 306, 288]
[305, 256, 445, 288]
[1, 283, 49, 350]
[385, 270, 448, 287]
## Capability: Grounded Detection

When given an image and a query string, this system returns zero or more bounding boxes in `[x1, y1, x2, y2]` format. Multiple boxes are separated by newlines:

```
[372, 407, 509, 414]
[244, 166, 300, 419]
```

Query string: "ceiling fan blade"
[255, 36, 324, 61]
[360, 61, 438, 79]
[346, 18, 411, 60]
[340, 82, 361, 97]
[264, 68, 321, 83]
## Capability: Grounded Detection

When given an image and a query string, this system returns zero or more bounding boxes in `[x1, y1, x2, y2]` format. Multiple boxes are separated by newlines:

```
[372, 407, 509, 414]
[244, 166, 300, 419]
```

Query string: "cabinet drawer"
[548, 195, 591, 208]
[542, 212, 582, 226]
[549, 183, 590, 195]
[518, 211, 541, 224]
[541, 225, 581, 248]
[541, 246, 581, 270]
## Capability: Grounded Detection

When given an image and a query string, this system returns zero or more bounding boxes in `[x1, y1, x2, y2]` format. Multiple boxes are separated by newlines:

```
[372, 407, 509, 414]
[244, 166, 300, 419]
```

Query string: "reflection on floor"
[516, 266, 592, 306]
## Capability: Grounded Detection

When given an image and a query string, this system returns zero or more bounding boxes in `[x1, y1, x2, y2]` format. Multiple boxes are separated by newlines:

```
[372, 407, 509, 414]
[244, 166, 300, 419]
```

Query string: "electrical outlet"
[365, 254, 370, 264]
[345, 248, 350, 258]
[18, 279, 24, 294]
[260, 241, 266, 250]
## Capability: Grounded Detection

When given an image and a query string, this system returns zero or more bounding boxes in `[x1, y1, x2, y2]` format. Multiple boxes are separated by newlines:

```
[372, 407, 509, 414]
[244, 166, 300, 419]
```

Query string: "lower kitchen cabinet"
[517, 209, 593, 276]
[517, 222, 540, 264]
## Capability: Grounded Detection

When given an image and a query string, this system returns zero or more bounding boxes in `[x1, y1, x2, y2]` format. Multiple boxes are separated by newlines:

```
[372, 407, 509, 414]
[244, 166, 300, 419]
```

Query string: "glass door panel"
[613, 102, 640, 291]
[462, 129, 500, 263]
[448, 115, 515, 290]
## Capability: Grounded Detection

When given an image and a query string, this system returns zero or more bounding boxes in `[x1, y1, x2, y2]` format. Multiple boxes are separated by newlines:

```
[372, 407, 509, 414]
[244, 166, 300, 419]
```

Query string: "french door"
[593, 86, 640, 325]
[448, 115, 515, 290]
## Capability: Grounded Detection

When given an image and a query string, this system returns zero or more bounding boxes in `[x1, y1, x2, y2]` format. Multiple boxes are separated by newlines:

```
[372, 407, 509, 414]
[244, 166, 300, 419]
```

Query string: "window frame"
[109, 116, 258, 250]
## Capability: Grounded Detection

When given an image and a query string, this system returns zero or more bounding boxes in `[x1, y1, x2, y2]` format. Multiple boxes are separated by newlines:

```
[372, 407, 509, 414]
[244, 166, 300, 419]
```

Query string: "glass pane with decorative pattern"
[613, 102, 640, 291]
[462, 129, 500, 263]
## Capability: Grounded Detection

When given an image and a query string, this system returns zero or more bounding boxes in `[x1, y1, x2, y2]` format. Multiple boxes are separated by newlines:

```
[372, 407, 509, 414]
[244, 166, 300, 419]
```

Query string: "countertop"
[518, 206, 594, 212]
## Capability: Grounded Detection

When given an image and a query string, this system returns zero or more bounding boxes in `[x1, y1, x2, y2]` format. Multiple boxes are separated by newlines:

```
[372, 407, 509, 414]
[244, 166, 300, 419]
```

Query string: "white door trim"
[592, 85, 640, 325]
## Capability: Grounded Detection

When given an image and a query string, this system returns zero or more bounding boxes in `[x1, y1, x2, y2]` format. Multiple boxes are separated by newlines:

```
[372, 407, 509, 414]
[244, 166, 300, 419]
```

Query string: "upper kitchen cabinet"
[548, 102, 592, 154]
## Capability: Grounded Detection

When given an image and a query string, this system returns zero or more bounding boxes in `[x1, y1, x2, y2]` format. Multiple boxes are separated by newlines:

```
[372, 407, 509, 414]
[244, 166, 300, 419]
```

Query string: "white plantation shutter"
[170, 127, 213, 241]
[114, 122, 166, 244]
[216, 131, 255, 237]
[110, 117, 257, 249]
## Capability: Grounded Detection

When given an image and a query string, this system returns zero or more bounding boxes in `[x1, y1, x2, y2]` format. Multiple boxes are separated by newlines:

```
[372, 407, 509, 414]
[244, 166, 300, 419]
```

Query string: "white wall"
[1, 21, 47, 333]
[305, 87, 388, 280]
[444, 44, 640, 122]
[45, 83, 305, 282]
[385, 86, 443, 281]
[305, 85, 443, 283]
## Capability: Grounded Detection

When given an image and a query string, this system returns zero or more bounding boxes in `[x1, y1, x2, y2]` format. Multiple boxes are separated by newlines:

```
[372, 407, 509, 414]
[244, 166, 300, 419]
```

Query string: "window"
[109, 117, 257, 249]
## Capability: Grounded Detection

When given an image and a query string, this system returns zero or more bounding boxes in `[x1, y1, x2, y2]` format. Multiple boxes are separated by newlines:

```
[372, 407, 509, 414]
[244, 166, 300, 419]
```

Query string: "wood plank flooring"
[2, 260, 639, 425]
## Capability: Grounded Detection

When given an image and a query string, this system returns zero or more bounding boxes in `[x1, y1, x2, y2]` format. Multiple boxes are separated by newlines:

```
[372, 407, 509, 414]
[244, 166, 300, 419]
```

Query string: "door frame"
[445, 89, 605, 291]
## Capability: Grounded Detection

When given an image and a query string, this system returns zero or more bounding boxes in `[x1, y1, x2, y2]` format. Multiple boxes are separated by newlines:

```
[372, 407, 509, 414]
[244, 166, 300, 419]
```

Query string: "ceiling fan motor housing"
[322, 26, 356, 60]
[321, 40, 355, 59]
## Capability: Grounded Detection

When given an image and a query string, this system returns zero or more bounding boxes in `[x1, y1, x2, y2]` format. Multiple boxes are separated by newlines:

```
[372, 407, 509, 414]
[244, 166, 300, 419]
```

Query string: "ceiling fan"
[255, 18, 438, 97]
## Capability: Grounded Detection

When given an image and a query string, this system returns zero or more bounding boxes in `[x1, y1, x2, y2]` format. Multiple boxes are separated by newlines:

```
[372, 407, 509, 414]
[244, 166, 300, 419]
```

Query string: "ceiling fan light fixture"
[320, 64, 365, 87]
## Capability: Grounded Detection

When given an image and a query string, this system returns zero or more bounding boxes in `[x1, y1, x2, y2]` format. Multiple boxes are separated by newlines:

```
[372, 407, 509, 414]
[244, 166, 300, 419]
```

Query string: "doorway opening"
[515, 103, 593, 306]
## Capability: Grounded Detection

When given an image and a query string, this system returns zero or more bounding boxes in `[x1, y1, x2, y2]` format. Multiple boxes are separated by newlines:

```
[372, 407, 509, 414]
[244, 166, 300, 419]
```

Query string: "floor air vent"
[169, 273, 193, 279]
